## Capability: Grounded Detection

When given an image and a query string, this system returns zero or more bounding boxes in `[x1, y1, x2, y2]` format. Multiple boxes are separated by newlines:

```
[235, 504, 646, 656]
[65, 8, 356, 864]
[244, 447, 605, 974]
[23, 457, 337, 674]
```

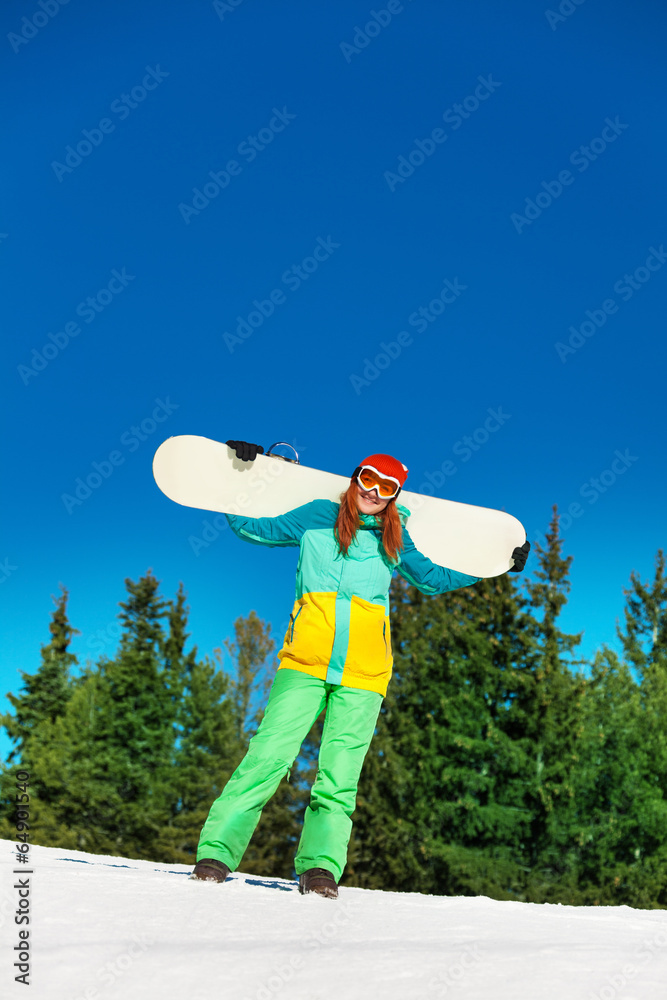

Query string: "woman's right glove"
[226, 440, 265, 462]
[509, 540, 530, 572]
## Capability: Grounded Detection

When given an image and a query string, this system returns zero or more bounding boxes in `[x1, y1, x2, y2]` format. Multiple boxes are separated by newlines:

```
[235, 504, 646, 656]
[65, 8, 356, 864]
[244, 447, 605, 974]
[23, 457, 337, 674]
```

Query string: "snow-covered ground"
[2, 840, 667, 1000]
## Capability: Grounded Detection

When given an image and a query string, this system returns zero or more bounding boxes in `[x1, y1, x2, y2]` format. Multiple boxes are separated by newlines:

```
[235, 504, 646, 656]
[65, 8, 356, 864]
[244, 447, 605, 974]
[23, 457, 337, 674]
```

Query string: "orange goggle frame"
[354, 465, 402, 499]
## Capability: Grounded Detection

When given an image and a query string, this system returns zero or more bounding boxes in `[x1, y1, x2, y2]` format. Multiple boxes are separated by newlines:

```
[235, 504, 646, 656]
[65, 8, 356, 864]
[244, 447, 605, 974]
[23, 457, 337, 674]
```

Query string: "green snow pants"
[197, 667, 383, 883]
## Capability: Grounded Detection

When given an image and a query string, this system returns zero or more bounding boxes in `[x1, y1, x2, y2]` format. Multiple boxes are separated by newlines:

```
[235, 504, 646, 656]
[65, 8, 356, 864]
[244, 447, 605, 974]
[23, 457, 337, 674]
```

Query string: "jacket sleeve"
[396, 527, 481, 595]
[225, 499, 335, 548]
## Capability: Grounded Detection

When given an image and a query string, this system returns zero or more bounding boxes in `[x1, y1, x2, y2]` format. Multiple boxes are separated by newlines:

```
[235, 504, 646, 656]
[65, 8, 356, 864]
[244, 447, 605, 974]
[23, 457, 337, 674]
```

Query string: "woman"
[192, 441, 529, 897]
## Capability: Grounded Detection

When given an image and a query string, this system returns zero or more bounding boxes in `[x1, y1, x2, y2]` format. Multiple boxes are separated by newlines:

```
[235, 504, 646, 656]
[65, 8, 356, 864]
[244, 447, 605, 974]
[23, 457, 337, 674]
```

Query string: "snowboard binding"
[266, 442, 300, 465]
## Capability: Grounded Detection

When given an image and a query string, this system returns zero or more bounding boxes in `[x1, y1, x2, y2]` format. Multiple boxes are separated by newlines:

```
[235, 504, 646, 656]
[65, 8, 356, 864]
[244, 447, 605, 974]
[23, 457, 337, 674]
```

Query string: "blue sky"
[2, 0, 666, 759]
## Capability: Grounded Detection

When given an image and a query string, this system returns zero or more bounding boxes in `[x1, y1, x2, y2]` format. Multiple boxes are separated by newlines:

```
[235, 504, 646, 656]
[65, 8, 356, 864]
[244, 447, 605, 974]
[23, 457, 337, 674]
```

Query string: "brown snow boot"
[190, 858, 231, 883]
[298, 867, 338, 899]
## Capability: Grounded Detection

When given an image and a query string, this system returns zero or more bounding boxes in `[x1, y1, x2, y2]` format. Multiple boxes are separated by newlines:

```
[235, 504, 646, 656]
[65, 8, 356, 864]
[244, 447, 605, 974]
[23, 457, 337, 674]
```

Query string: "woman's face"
[356, 483, 390, 515]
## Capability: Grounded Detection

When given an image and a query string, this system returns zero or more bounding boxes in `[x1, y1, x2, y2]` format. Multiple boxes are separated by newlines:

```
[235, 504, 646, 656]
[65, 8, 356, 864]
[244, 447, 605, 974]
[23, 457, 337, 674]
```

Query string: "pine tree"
[618, 550, 667, 682]
[24, 666, 112, 851]
[2, 587, 77, 761]
[573, 647, 667, 905]
[154, 586, 239, 863]
[0, 588, 78, 841]
[612, 551, 667, 904]
[75, 571, 173, 857]
[224, 611, 276, 743]
[520, 506, 585, 900]
[349, 569, 537, 898]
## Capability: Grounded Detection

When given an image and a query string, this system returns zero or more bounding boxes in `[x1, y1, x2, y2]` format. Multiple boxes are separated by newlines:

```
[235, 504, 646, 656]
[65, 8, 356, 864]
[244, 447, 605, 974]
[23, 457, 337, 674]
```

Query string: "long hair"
[335, 481, 404, 563]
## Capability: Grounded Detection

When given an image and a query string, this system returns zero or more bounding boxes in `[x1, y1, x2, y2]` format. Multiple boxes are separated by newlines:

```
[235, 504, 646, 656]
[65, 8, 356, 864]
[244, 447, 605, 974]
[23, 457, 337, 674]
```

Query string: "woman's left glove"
[509, 540, 530, 572]
[226, 440, 264, 462]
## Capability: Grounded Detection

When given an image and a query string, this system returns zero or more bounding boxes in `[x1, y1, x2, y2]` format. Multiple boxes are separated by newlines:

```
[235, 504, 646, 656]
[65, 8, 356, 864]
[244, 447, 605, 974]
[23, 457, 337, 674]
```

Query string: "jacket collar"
[358, 503, 411, 529]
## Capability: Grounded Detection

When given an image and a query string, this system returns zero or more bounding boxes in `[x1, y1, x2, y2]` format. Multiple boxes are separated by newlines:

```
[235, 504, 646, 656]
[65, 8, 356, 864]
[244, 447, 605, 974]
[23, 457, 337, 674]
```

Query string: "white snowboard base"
[153, 436, 526, 578]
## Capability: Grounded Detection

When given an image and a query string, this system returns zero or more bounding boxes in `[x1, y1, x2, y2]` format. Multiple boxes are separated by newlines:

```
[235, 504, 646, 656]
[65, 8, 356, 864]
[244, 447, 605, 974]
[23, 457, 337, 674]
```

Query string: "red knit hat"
[356, 453, 409, 487]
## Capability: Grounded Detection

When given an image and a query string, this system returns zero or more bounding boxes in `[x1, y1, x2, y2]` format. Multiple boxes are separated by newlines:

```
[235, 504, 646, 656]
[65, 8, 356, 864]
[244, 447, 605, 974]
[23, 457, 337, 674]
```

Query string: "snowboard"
[153, 435, 526, 578]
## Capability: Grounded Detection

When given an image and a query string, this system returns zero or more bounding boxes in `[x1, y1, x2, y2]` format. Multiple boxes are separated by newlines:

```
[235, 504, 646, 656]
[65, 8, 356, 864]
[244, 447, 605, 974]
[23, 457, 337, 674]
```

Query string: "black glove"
[226, 440, 264, 462]
[509, 540, 530, 573]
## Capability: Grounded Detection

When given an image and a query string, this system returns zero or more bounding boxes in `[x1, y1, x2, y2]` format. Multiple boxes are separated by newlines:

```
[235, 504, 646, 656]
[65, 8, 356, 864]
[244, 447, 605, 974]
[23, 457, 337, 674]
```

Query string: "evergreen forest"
[2, 508, 666, 907]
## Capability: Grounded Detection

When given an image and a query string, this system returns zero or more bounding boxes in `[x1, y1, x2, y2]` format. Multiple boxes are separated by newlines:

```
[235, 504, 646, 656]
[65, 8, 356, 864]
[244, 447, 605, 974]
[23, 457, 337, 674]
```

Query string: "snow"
[2, 840, 667, 1000]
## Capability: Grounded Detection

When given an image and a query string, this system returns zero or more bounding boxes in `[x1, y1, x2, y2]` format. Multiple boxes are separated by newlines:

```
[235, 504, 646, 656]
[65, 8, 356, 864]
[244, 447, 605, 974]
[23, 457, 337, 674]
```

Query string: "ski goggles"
[353, 465, 402, 499]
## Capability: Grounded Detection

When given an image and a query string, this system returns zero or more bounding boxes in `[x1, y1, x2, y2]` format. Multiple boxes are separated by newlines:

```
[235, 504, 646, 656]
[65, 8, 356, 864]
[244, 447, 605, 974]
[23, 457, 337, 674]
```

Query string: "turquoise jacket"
[226, 500, 480, 696]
